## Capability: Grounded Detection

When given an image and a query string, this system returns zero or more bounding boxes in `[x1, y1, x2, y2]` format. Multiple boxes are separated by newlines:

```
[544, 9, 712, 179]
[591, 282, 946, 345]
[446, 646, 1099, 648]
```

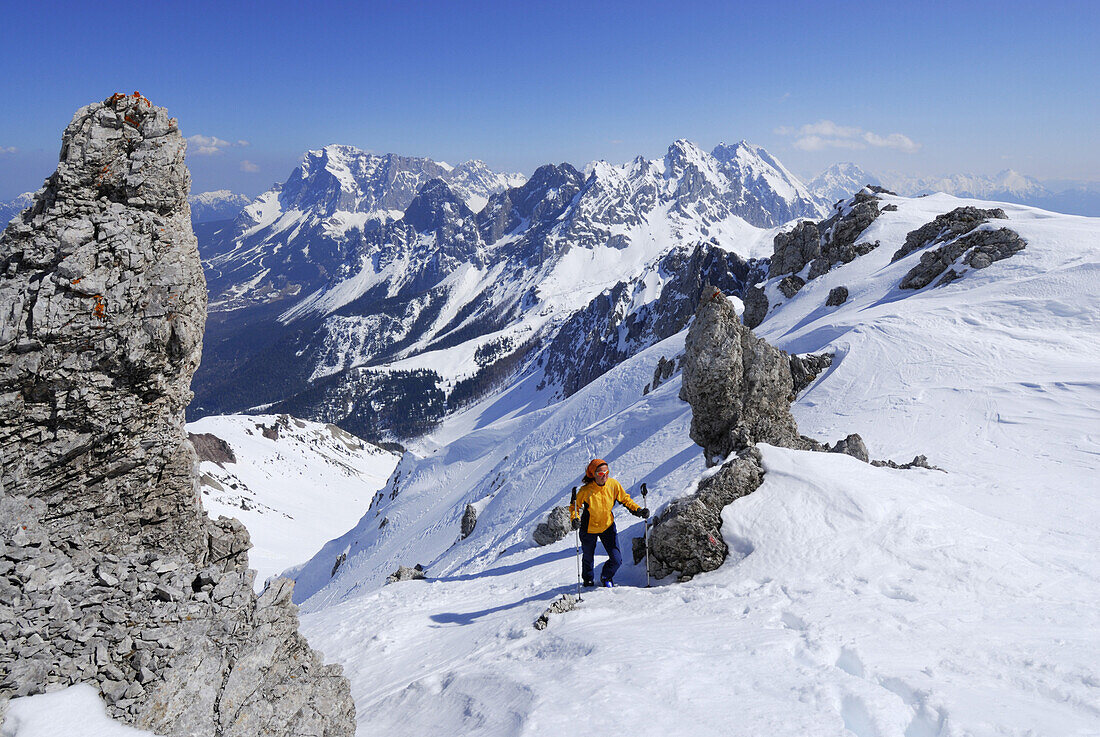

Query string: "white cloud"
[186, 135, 250, 156]
[778, 120, 921, 154]
[240, 160, 260, 173]
[0, 146, 16, 155]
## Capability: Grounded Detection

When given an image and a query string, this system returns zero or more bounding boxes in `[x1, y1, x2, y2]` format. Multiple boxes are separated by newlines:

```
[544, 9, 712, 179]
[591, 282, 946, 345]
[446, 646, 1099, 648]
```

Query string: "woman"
[570, 458, 649, 587]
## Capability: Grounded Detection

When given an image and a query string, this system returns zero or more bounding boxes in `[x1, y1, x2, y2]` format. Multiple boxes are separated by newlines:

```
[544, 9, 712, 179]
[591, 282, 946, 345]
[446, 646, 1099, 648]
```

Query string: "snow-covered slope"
[1, 684, 159, 737]
[185, 414, 399, 588]
[289, 194, 1100, 735]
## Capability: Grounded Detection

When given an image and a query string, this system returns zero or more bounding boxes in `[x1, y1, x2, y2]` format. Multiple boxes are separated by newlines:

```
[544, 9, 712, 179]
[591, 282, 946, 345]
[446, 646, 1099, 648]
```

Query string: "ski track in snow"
[286, 194, 1100, 736]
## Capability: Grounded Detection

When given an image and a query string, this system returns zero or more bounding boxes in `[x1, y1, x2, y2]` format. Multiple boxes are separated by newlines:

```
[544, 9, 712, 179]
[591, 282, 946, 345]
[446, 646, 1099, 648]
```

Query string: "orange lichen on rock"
[105, 91, 152, 109]
[92, 295, 106, 320]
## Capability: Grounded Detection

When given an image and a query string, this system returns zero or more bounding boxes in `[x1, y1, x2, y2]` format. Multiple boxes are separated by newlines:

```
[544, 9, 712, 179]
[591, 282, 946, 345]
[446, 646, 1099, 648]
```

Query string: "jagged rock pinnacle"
[0, 94, 355, 736]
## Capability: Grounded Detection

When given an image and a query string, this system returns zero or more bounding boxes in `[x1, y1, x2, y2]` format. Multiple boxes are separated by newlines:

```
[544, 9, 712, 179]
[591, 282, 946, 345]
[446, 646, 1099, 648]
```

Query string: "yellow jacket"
[571, 478, 639, 534]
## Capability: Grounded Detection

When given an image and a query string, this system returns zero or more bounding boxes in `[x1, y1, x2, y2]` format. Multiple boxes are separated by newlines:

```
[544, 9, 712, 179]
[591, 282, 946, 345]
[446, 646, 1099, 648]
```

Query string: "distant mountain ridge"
[190, 139, 818, 440]
[0, 191, 34, 228]
[188, 189, 253, 224]
[810, 163, 1100, 216]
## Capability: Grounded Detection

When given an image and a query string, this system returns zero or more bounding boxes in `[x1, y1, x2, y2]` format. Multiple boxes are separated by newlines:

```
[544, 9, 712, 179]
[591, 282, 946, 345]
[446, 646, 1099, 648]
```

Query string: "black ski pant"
[580, 522, 622, 583]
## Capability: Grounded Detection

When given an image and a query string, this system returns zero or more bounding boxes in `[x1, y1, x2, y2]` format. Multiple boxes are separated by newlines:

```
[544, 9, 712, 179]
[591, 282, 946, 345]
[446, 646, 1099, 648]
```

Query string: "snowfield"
[285, 193, 1099, 736]
[185, 414, 400, 589]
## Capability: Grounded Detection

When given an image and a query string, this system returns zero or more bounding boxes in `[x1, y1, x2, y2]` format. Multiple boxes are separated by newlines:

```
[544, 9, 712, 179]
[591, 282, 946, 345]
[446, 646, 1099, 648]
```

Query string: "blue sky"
[1, 0, 1097, 198]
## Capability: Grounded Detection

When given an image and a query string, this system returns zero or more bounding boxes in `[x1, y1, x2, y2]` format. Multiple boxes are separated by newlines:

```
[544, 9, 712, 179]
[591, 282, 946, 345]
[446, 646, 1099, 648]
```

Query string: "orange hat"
[586, 458, 608, 479]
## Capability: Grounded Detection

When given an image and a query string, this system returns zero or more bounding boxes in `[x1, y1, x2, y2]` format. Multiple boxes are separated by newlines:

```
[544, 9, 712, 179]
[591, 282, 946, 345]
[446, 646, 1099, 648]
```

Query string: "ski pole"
[570, 487, 581, 599]
[641, 482, 650, 588]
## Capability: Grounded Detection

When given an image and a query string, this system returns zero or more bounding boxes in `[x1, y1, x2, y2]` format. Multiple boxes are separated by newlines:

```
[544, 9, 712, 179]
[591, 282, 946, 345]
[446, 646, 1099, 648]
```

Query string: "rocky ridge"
[744, 187, 892, 327]
[0, 94, 354, 735]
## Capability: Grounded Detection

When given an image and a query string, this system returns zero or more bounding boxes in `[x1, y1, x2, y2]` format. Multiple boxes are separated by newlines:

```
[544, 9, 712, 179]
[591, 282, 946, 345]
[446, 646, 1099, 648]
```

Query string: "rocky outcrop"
[777, 274, 805, 299]
[641, 447, 765, 582]
[891, 206, 1007, 263]
[900, 227, 1026, 290]
[461, 503, 478, 539]
[643, 354, 681, 395]
[188, 432, 236, 466]
[0, 94, 354, 735]
[789, 352, 834, 396]
[742, 286, 769, 329]
[679, 288, 808, 465]
[750, 188, 887, 325]
[871, 455, 942, 471]
[770, 220, 821, 278]
[386, 564, 426, 583]
[826, 286, 848, 306]
[532, 506, 572, 546]
[770, 188, 884, 281]
[829, 433, 869, 463]
[533, 593, 579, 630]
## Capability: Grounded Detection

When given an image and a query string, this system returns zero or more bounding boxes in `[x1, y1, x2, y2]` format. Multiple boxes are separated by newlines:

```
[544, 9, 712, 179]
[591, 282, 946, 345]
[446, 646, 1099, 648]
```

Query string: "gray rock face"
[741, 286, 769, 329]
[188, 432, 236, 466]
[1, 93, 206, 556]
[829, 433, 870, 463]
[789, 352, 834, 396]
[679, 288, 807, 465]
[644, 354, 680, 395]
[644, 286, 935, 582]
[642, 448, 765, 581]
[872, 455, 943, 471]
[461, 503, 478, 539]
[900, 227, 1026, 290]
[810, 189, 883, 276]
[0, 94, 354, 736]
[777, 274, 806, 299]
[386, 564, 426, 583]
[750, 188, 886, 328]
[532, 506, 572, 546]
[891, 206, 1007, 263]
[826, 286, 849, 306]
[770, 221, 821, 278]
[769, 189, 883, 281]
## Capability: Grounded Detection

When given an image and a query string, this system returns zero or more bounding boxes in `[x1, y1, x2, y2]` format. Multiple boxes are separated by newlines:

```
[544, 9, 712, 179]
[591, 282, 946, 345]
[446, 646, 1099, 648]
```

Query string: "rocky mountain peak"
[477, 163, 585, 244]
[664, 139, 720, 181]
[403, 178, 474, 233]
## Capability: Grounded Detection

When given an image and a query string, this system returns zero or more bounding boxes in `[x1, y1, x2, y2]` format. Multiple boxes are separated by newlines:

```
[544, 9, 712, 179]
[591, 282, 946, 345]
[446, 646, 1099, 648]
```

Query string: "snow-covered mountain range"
[189, 140, 821, 441]
[272, 190, 1099, 736]
[810, 162, 1100, 216]
[808, 163, 883, 204]
[188, 189, 252, 224]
